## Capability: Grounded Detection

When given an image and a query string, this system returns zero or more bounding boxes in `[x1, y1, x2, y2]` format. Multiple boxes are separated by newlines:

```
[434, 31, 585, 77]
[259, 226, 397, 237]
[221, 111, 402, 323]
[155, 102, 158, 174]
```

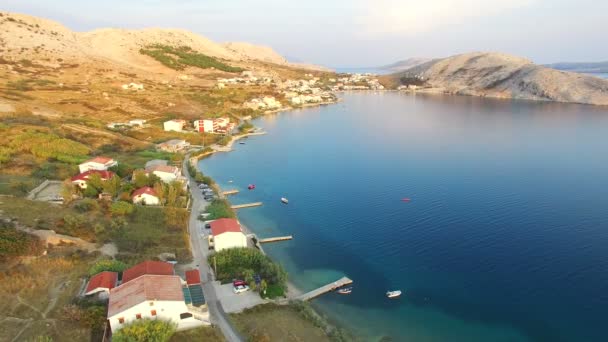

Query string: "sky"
[3, 0, 608, 67]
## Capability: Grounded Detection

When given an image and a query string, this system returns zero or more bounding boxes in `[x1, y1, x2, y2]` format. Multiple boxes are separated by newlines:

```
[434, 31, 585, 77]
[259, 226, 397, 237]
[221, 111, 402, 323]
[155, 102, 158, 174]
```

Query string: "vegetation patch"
[210, 247, 287, 296]
[140, 44, 243, 73]
[205, 198, 235, 220]
[112, 318, 176, 342]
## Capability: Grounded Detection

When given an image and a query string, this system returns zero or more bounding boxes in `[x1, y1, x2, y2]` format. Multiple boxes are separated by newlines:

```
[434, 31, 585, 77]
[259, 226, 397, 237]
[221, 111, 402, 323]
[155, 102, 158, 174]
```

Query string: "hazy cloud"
[360, 0, 535, 35]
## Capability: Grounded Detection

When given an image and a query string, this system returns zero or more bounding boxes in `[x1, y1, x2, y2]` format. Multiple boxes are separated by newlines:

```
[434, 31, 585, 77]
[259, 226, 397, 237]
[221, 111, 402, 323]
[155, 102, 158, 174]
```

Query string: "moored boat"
[336, 287, 353, 294]
[281, 197, 289, 204]
[401, 198, 411, 202]
[248, 184, 256, 190]
[386, 290, 402, 298]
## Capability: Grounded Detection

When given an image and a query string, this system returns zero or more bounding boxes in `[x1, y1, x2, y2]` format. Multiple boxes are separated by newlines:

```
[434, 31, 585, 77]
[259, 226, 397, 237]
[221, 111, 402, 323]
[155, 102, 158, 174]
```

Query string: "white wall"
[214, 232, 247, 252]
[133, 193, 160, 206]
[163, 121, 183, 132]
[78, 161, 117, 173]
[109, 300, 198, 333]
[153, 171, 178, 184]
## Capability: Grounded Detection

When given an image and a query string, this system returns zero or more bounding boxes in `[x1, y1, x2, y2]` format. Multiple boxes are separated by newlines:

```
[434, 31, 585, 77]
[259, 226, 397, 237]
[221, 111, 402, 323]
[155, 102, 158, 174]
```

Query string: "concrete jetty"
[259, 236, 293, 243]
[295, 277, 353, 301]
[222, 189, 239, 196]
[231, 202, 263, 209]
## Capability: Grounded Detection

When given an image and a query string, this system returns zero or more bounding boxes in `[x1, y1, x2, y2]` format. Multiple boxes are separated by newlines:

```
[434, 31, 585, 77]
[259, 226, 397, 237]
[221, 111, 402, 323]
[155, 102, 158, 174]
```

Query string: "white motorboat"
[386, 290, 402, 298]
[281, 197, 289, 204]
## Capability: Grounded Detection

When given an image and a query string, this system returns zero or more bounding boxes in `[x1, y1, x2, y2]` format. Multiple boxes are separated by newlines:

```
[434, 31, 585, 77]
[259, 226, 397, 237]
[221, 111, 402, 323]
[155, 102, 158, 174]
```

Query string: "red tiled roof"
[146, 165, 179, 174]
[85, 271, 118, 294]
[84, 156, 114, 165]
[70, 170, 115, 182]
[131, 186, 157, 198]
[185, 269, 201, 285]
[121, 261, 174, 284]
[108, 275, 184, 317]
[210, 218, 242, 236]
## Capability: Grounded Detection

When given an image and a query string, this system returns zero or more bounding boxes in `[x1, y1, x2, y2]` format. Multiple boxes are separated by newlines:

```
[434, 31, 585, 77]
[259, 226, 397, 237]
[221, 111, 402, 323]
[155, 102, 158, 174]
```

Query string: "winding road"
[183, 156, 244, 342]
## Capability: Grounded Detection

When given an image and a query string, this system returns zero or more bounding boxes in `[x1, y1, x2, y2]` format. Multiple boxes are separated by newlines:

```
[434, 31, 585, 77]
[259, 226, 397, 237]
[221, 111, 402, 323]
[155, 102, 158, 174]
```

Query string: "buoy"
[401, 198, 411, 202]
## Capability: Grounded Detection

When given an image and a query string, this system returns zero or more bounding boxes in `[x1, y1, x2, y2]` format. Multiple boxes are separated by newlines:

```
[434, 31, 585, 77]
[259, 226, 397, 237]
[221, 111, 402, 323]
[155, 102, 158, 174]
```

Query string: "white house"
[70, 170, 115, 189]
[132, 187, 160, 206]
[194, 118, 233, 133]
[146, 165, 180, 183]
[78, 156, 118, 173]
[209, 218, 247, 252]
[193, 119, 214, 133]
[107, 275, 202, 333]
[163, 119, 187, 132]
[157, 139, 190, 152]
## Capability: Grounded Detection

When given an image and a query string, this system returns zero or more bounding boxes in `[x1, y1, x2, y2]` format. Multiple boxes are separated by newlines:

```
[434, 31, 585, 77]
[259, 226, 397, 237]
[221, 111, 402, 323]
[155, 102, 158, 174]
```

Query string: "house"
[193, 118, 233, 134]
[132, 187, 160, 206]
[146, 165, 180, 183]
[144, 159, 168, 169]
[71, 170, 115, 189]
[129, 119, 146, 127]
[107, 275, 201, 333]
[78, 156, 118, 173]
[193, 119, 214, 133]
[121, 260, 175, 284]
[163, 119, 187, 132]
[85, 271, 118, 298]
[208, 218, 247, 252]
[157, 139, 190, 152]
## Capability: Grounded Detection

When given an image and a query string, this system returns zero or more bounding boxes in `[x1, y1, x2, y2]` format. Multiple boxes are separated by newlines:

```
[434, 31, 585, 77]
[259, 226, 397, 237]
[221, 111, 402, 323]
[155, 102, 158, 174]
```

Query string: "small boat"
[281, 197, 289, 204]
[336, 287, 352, 295]
[239, 142, 246, 145]
[248, 184, 256, 190]
[386, 290, 402, 298]
[401, 198, 411, 202]
[228, 180, 233, 183]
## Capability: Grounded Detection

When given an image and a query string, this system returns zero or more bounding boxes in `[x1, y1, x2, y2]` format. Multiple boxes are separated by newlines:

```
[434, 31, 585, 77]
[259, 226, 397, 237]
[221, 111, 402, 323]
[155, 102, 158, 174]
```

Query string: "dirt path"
[16, 225, 118, 257]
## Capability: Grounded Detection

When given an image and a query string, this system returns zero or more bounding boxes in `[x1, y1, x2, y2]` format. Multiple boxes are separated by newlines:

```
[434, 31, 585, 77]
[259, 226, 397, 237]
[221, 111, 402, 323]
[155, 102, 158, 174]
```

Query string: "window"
[136, 313, 142, 320]
[150, 310, 157, 316]
[149, 302, 154, 306]
[118, 317, 125, 324]
[180, 312, 193, 320]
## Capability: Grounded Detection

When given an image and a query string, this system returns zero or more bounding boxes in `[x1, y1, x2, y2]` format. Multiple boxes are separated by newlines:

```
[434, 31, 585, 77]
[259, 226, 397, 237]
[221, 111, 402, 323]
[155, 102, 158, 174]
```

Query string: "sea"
[199, 92, 608, 341]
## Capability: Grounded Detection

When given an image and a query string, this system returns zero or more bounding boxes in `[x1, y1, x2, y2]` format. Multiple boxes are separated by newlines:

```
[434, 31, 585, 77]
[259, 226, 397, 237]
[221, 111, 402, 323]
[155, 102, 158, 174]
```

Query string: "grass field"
[170, 326, 225, 342]
[230, 303, 332, 342]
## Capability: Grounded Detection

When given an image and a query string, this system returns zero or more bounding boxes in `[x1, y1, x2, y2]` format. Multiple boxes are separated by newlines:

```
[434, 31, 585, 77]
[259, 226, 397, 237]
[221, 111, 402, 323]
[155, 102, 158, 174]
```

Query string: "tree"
[86, 173, 104, 192]
[112, 319, 176, 342]
[132, 170, 149, 189]
[60, 180, 78, 205]
[165, 183, 179, 207]
[153, 182, 166, 204]
[83, 185, 99, 198]
[103, 176, 122, 197]
[260, 279, 268, 296]
[74, 198, 99, 212]
[243, 269, 255, 290]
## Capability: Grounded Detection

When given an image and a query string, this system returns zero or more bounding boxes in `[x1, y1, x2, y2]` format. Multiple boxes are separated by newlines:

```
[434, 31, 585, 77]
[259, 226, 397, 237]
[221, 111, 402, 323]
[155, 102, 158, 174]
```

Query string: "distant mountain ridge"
[390, 52, 608, 106]
[379, 58, 434, 72]
[545, 61, 608, 73]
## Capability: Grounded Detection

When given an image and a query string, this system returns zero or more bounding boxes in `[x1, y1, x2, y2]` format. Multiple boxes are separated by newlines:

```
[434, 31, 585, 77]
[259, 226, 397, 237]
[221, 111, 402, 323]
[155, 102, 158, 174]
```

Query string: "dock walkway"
[294, 277, 353, 301]
[222, 189, 239, 196]
[231, 202, 263, 209]
[259, 236, 293, 244]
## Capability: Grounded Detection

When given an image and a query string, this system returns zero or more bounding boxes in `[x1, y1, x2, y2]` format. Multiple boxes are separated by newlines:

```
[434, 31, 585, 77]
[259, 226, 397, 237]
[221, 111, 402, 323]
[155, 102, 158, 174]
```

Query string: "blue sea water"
[200, 92, 608, 341]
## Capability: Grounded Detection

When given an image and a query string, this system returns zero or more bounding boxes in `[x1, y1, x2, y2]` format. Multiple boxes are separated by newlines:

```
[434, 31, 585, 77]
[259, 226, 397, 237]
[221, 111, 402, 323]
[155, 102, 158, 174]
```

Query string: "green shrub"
[0, 222, 44, 259]
[206, 199, 235, 220]
[210, 247, 287, 291]
[88, 259, 127, 276]
[111, 201, 134, 216]
[139, 44, 243, 73]
[112, 319, 177, 342]
[74, 198, 99, 212]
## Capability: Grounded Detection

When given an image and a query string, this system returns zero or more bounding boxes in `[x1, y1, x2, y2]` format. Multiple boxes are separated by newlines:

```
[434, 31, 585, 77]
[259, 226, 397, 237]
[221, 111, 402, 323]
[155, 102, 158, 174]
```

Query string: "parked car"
[205, 223, 211, 229]
[233, 284, 249, 294]
[233, 280, 247, 287]
[204, 196, 214, 201]
[198, 184, 209, 189]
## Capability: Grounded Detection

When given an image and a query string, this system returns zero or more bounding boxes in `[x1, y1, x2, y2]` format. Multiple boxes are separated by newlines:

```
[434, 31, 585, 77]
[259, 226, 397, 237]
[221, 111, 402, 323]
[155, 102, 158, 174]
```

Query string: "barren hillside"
[393, 52, 608, 105]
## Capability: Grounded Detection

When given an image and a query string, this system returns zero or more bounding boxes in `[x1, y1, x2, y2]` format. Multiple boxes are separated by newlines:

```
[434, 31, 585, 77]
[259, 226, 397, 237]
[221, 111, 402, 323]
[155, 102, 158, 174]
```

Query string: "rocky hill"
[379, 58, 433, 73]
[546, 61, 608, 74]
[0, 11, 322, 72]
[393, 52, 608, 105]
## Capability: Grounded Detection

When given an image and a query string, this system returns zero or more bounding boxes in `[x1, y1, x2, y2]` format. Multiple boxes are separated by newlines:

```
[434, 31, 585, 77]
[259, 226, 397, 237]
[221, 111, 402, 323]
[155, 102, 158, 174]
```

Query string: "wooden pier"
[295, 277, 353, 301]
[222, 189, 239, 196]
[259, 235, 293, 244]
[231, 202, 263, 209]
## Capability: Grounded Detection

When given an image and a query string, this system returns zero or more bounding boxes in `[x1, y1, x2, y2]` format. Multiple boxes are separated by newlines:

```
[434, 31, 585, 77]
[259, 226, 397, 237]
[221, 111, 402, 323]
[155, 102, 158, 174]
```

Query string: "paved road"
[183, 156, 244, 342]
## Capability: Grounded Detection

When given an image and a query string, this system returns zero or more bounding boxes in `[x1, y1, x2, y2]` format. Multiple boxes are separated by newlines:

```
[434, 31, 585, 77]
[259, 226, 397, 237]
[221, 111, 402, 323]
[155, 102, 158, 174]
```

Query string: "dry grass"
[230, 303, 331, 342]
[170, 326, 225, 342]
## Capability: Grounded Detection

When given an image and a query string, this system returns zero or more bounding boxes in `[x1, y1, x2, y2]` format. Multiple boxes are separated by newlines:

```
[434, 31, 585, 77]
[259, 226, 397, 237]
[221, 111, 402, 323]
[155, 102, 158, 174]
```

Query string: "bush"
[111, 201, 134, 216]
[88, 259, 127, 276]
[0, 222, 45, 259]
[217, 135, 232, 146]
[238, 121, 254, 133]
[139, 44, 243, 73]
[206, 199, 235, 220]
[74, 198, 99, 212]
[210, 248, 287, 291]
[112, 319, 177, 342]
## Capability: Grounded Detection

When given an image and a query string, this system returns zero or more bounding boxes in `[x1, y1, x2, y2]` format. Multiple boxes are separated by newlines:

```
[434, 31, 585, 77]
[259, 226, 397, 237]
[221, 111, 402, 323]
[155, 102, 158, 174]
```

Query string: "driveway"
[215, 283, 268, 313]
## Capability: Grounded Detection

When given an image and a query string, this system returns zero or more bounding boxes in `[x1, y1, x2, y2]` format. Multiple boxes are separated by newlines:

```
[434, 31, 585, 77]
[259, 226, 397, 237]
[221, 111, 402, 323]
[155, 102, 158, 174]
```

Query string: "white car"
[233, 284, 249, 294]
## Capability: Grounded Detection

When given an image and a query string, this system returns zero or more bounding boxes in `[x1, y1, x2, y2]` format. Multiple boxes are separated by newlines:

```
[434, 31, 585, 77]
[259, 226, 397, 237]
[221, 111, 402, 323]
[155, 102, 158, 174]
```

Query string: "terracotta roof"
[84, 156, 114, 165]
[131, 187, 158, 198]
[121, 260, 174, 284]
[70, 170, 115, 182]
[85, 271, 118, 294]
[108, 275, 184, 317]
[185, 269, 201, 285]
[146, 165, 179, 174]
[210, 218, 242, 236]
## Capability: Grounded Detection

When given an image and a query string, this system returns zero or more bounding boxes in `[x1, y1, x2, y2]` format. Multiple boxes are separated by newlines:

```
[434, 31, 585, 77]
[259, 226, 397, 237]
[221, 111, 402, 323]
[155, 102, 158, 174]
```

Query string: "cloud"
[359, 0, 535, 34]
